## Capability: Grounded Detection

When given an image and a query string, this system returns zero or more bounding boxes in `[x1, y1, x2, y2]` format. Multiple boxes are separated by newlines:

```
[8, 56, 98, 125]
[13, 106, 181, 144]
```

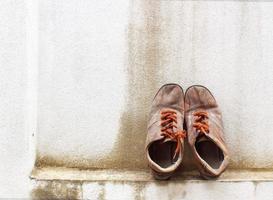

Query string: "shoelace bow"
[193, 111, 209, 135]
[160, 110, 186, 159]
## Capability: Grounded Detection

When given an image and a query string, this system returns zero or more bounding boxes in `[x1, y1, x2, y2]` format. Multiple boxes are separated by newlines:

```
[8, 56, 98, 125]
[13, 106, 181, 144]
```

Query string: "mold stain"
[98, 182, 106, 200]
[31, 181, 81, 200]
[101, 0, 164, 169]
[34, 1, 271, 171]
[133, 182, 145, 200]
[35, 0, 165, 170]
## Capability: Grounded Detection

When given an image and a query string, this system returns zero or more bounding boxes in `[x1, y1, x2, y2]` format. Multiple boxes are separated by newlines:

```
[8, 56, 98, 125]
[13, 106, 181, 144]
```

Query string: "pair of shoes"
[145, 84, 229, 180]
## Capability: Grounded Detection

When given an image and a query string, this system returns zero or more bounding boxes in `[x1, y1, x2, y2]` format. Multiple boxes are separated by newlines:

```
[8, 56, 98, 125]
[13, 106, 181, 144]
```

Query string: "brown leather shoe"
[185, 85, 229, 179]
[146, 84, 186, 180]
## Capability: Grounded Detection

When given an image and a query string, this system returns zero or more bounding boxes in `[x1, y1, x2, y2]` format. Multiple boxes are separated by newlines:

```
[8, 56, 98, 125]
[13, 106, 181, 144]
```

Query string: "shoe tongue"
[196, 135, 209, 143]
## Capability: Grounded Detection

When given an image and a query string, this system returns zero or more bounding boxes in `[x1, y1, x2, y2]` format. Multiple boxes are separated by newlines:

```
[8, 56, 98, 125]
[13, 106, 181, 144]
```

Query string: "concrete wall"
[1, 0, 273, 198]
[36, 1, 273, 170]
[31, 180, 273, 200]
[0, 0, 34, 197]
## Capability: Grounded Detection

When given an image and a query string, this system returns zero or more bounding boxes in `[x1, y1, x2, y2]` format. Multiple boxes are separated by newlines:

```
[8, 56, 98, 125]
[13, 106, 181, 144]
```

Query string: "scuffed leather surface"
[185, 85, 229, 178]
[146, 84, 184, 148]
[146, 84, 185, 174]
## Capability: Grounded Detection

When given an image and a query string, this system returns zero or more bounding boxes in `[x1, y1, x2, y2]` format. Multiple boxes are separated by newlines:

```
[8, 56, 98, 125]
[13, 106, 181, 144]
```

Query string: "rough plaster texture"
[30, 167, 273, 182]
[30, 168, 273, 199]
[31, 181, 82, 200]
[1, 0, 273, 199]
[0, 0, 33, 198]
[37, 1, 273, 170]
[31, 180, 273, 200]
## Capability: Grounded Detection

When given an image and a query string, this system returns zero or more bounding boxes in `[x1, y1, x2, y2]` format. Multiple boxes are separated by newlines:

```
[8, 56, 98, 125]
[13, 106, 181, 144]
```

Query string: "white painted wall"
[1, 0, 273, 198]
[37, 0, 129, 168]
[37, 1, 273, 170]
[82, 181, 273, 200]
[0, 0, 34, 197]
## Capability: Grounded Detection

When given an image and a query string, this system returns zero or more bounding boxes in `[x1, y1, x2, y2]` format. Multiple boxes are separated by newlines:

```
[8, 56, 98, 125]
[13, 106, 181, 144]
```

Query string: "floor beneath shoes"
[30, 167, 273, 200]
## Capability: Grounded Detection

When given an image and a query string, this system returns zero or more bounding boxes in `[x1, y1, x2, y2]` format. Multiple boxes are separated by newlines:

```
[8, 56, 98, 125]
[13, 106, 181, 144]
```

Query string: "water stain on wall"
[36, 0, 166, 170]
[101, 0, 164, 169]
[35, 1, 273, 171]
[35, 1, 214, 171]
[31, 181, 82, 200]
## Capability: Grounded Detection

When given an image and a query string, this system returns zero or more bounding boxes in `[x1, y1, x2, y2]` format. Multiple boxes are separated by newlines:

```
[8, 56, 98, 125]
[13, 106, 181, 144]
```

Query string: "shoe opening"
[149, 139, 179, 168]
[195, 136, 224, 169]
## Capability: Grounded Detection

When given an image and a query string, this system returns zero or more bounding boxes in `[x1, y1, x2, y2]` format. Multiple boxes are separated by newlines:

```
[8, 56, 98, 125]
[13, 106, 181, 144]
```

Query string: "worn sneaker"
[185, 85, 229, 179]
[146, 84, 186, 180]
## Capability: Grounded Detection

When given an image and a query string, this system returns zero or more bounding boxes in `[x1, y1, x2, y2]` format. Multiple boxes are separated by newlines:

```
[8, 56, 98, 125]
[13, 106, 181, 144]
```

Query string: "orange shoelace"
[160, 110, 186, 159]
[193, 111, 209, 135]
